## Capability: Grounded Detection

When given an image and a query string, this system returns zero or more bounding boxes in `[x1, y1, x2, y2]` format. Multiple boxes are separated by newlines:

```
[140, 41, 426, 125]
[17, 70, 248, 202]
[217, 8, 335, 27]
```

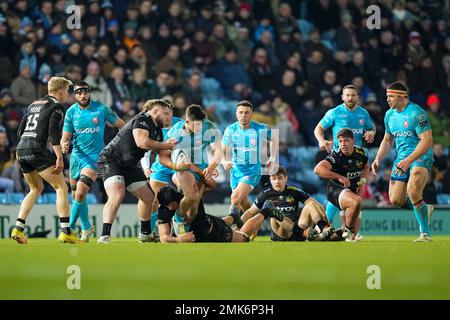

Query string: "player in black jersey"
[11, 77, 78, 244]
[314, 128, 369, 241]
[155, 186, 277, 243]
[96, 99, 179, 243]
[242, 166, 336, 241]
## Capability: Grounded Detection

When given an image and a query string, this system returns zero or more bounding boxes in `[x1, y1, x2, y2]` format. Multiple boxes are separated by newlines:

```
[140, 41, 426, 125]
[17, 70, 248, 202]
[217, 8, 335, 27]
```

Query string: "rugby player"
[222, 100, 276, 228]
[314, 85, 375, 240]
[372, 82, 434, 242]
[156, 186, 281, 243]
[242, 166, 337, 242]
[12, 77, 77, 244]
[61, 82, 124, 242]
[140, 100, 182, 238]
[158, 105, 222, 225]
[314, 128, 369, 241]
[96, 99, 177, 243]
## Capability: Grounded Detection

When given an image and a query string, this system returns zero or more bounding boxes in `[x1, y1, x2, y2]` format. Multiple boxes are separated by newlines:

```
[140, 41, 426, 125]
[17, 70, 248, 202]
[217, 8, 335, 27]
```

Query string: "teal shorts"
[391, 155, 433, 182]
[230, 167, 261, 190]
[70, 155, 97, 180]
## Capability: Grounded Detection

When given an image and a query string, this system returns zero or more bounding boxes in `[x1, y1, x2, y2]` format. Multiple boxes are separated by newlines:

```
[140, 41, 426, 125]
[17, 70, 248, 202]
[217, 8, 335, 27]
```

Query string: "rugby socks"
[402, 197, 414, 210]
[316, 220, 327, 232]
[228, 205, 243, 228]
[413, 199, 429, 234]
[78, 200, 91, 231]
[102, 223, 112, 236]
[60, 217, 71, 234]
[15, 218, 26, 232]
[292, 225, 306, 241]
[69, 201, 80, 230]
[150, 211, 158, 232]
[71, 199, 91, 231]
[141, 220, 151, 235]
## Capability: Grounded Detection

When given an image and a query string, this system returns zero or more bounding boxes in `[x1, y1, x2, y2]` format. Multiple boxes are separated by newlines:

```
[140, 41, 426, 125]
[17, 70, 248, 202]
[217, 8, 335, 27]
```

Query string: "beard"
[76, 97, 90, 107]
[155, 115, 165, 127]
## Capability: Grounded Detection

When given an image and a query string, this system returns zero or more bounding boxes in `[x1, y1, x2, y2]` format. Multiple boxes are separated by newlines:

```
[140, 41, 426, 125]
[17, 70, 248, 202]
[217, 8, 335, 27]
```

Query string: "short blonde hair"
[142, 99, 172, 112]
[48, 77, 73, 93]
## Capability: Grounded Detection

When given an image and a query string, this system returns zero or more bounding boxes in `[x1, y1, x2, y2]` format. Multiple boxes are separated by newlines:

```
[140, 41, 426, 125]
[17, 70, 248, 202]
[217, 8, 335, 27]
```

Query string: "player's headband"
[386, 89, 408, 97]
[74, 86, 90, 94]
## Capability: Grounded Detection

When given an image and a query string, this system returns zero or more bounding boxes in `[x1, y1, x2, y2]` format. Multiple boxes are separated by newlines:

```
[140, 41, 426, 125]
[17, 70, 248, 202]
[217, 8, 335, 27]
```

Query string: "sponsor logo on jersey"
[393, 131, 413, 137]
[351, 128, 364, 134]
[286, 195, 295, 203]
[356, 160, 363, 168]
[403, 121, 409, 128]
[75, 126, 100, 134]
[277, 206, 296, 212]
[93, 117, 99, 124]
[359, 119, 365, 125]
[347, 171, 362, 179]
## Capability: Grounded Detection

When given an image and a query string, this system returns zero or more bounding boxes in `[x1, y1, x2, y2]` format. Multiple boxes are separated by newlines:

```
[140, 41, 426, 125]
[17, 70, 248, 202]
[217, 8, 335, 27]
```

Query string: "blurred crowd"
[0, 0, 449, 205]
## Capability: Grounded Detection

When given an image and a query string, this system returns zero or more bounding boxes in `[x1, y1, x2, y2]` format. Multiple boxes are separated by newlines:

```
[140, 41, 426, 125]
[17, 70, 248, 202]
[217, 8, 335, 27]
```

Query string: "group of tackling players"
[11, 76, 435, 245]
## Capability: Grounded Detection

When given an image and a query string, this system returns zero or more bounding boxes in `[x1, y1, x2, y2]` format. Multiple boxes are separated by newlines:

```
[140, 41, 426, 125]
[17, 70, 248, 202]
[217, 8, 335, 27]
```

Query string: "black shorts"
[270, 219, 302, 242]
[16, 148, 55, 174]
[194, 215, 233, 243]
[97, 155, 148, 192]
[327, 184, 347, 210]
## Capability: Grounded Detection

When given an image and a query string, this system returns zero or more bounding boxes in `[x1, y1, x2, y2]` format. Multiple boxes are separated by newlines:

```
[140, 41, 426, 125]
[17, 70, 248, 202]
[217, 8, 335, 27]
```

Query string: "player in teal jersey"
[140, 102, 182, 240]
[372, 82, 434, 242]
[314, 85, 375, 240]
[159, 105, 222, 224]
[61, 82, 124, 242]
[222, 100, 276, 227]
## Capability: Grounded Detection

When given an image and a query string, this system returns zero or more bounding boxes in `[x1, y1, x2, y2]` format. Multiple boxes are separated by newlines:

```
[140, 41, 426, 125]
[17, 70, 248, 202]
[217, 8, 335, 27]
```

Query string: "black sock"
[292, 225, 306, 241]
[141, 220, 151, 235]
[59, 217, 71, 234]
[316, 220, 327, 232]
[15, 218, 26, 232]
[102, 223, 112, 236]
[345, 224, 354, 232]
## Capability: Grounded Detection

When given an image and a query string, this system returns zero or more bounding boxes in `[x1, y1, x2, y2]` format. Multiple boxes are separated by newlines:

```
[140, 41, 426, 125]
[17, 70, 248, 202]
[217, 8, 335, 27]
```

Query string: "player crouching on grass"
[156, 185, 276, 243]
[314, 128, 369, 242]
[241, 166, 339, 242]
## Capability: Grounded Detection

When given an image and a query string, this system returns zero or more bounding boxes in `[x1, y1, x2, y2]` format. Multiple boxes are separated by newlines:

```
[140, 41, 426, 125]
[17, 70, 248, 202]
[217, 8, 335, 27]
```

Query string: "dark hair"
[337, 128, 354, 139]
[186, 104, 207, 121]
[157, 186, 183, 207]
[342, 85, 359, 94]
[387, 81, 409, 95]
[236, 100, 253, 111]
[271, 166, 288, 177]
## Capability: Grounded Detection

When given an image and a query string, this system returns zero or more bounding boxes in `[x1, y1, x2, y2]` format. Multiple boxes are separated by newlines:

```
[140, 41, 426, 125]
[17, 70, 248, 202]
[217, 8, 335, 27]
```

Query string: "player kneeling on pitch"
[242, 166, 338, 242]
[156, 186, 267, 243]
[314, 128, 369, 242]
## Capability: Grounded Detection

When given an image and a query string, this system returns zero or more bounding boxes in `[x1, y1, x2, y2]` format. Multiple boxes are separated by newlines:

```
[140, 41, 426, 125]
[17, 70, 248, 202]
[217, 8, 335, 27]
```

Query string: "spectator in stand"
[426, 94, 449, 147]
[305, 50, 328, 88]
[255, 30, 280, 69]
[232, 27, 252, 68]
[130, 69, 152, 110]
[148, 71, 171, 99]
[209, 46, 252, 100]
[406, 31, 427, 67]
[4, 110, 20, 150]
[1, 158, 26, 193]
[431, 144, 448, 192]
[84, 60, 113, 107]
[107, 66, 132, 111]
[194, 3, 216, 36]
[15, 39, 37, 77]
[96, 43, 115, 78]
[249, 47, 275, 98]
[181, 72, 202, 105]
[191, 29, 215, 72]
[10, 63, 37, 108]
[114, 47, 138, 81]
[154, 44, 184, 86]
[209, 23, 233, 61]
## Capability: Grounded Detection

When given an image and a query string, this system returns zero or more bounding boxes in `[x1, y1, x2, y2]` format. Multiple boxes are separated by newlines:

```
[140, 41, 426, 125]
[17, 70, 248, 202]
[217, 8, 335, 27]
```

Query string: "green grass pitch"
[1, 236, 449, 300]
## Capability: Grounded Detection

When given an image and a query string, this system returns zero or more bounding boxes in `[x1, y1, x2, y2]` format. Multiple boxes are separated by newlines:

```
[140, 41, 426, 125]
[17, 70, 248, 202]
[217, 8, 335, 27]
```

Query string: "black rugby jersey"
[17, 95, 65, 149]
[254, 185, 310, 221]
[324, 146, 369, 192]
[101, 112, 163, 165]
